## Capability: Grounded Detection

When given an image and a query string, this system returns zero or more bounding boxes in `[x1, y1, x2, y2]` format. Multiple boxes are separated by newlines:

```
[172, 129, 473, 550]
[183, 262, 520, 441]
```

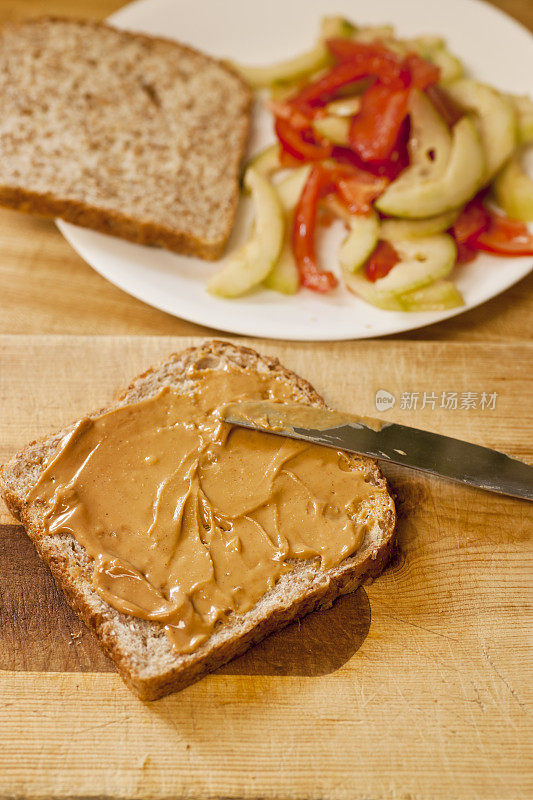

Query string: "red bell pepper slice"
[326, 39, 406, 87]
[403, 53, 440, 89]
[451, 197, 490, 243]
[288, 40, 408, 110]
[275, 117, 332, 162]
[470, 209, 533, 256]
[289, 61, 378, 108]
[364, 240, 400, 282]
[292, 166, 339, 292]
[349, 83, 410, 162]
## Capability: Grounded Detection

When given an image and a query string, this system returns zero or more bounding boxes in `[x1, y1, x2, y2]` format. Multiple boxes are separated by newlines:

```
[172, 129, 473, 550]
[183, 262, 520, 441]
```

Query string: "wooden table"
[0, 3, 532, 800]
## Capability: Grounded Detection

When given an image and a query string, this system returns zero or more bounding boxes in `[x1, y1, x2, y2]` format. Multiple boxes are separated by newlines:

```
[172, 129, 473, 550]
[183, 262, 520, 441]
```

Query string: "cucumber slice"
[312, 115, 350, 146]
[376, 117, 485, 218]
[372, 235, 456, 294]
[405, 89, 452, 184]
[493, 157, 533, 222]
[326, 96, 362, 117]
[446, 79, 517, 178]
[399, 280, 464, 311]
[343, 269, 404, 310]
[208, 169, 284, 297]
[380, 210, 458, 240]
[265, 164, 311, 294]
[264, 236, 299, 294]
[345, 271, 464, 311]
[234, 44, 331, 90]
[506, 94, 533, 145]
[374, 89, 452, 219]
[245, 145, 282, 181]
[265, 167, 312, 294]
[275, 165, 312, 212]
[269, 78, 309, 102]
[339, 211, 380, 273]
[320, 16, 357, 39]
[234, 16, 354, 89]
[351, 25, 396, 43]
[431, 48, 464, 84]
[409, 35, 445, 51]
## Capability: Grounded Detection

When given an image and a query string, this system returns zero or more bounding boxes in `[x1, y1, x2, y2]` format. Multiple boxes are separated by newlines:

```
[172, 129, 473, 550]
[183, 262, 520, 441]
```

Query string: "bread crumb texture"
[0, 19, 252, 258]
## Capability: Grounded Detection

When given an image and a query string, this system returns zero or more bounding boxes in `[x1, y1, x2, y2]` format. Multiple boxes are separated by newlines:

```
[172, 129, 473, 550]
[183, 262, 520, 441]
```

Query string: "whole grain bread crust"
[0, 18, 252, 260]
[0, 184, 229, 260]
[0, 341, 396, 700]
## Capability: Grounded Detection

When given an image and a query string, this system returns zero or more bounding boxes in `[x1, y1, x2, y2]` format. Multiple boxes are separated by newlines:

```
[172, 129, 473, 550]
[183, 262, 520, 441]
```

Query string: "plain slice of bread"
[0, 17, 251, 259]
[0, 341, 396, 700]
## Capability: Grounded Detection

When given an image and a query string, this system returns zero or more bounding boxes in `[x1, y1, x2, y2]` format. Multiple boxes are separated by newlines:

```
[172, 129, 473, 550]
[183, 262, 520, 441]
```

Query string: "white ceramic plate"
[57, 0, 533, 340]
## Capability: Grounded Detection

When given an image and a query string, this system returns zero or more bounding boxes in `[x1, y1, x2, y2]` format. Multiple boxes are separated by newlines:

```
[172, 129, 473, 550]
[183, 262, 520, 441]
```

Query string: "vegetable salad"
[209, 16, 533, 311]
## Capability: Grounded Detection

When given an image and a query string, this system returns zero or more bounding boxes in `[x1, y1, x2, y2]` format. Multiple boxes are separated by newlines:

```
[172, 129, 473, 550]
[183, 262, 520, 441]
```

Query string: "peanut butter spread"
[27, 367, 384, 655]
[222, 400, 387, 433]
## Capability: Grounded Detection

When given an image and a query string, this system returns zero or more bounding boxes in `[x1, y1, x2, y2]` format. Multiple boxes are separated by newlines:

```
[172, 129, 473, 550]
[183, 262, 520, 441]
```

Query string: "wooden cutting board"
[1, 335, 531, 800]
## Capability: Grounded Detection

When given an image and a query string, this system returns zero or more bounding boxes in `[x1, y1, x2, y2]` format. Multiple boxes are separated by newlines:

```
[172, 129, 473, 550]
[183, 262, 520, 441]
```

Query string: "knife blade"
[222, 401, 533, 502]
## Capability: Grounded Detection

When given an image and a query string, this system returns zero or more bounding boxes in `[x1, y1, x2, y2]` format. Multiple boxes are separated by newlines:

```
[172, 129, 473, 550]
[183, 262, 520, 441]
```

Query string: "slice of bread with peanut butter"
[0, 341, 396, 700]
[0, 18, 251, 259]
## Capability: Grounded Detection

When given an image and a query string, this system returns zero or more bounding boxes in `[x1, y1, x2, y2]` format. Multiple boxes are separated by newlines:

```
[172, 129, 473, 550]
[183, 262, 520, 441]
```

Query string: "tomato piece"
[471, 209, 533, 255]
[404, 53, 440, 89]
[349, 83, 410, 162]
[326, 40, 439, 90]
[275, 118, 332, 161]
[335, 116, 410, 180]
[456, 242, 479, 265]
[325, 39, 405, 87]
[327, 38, 393, 63]
[292, 166, 338, 292]
[425, 85, 464, 127]
[304, 159, 388, 213]
[304, 160, 388, 213]
[450, 199, 533, 257]
[278, 149, 302, 168]
[332, 131, 409, 180]
[267, 99, 313, 130]
[382, 117, 411, 178]
[451, 197, 489, 243]
[335, 170, 389, 213]
[364, 240, 400, 282]
[318, 205, 337, 228]
[330, 146, 368, 170]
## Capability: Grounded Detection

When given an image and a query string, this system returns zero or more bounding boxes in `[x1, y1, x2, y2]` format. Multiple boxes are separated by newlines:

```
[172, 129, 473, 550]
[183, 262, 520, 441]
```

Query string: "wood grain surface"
[0, 0, 531, 341]
[1, 335, 531, 800]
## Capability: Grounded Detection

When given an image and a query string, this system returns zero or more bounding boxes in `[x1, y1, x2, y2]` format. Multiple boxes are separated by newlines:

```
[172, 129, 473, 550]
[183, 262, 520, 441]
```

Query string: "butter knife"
[222, 401, 533, 502]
